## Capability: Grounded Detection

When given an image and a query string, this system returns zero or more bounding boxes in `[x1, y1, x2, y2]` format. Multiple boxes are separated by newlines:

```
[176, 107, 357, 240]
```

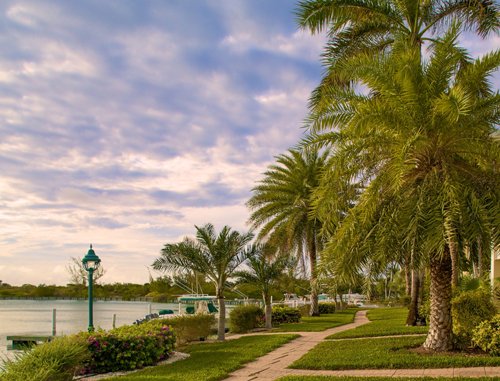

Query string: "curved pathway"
[224, 311, 500, 380]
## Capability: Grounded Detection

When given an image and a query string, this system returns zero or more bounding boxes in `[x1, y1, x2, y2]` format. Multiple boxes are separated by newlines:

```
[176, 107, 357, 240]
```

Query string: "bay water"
[0, 299, 179, 360]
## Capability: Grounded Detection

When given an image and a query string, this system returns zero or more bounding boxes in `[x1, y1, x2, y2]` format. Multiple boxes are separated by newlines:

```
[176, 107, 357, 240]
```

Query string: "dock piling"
[52, 309, 56, 336]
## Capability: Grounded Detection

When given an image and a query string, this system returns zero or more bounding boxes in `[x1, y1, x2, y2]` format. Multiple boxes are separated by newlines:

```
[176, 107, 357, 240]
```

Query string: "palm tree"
[310, 28, 500, 351]
[152, 223, 254, 340]
[247, 149, 327, 316]
[235, 244, 289, 329]
[296, 0, 499, 129]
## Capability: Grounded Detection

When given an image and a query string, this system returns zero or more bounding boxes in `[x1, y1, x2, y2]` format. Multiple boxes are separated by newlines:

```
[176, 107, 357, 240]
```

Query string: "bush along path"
[223, 311, 500, 381]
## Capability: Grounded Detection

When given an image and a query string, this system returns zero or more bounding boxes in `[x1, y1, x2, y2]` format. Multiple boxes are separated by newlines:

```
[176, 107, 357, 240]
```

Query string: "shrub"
[229, 304, 264, 333]
[0, 335, 89, 381]
[319, 303, 336, 314]
[272, 306, 301, 325]
[79, 321, 175, 374]
[163, 314, 215, 344]
[452, 288, 496, 348]
[297, 304, 311, 316]
[472, 314, 500, 356]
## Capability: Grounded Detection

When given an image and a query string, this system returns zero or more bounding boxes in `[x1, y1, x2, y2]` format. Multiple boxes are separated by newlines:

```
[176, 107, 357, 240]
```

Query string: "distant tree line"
[0, 271, 316, 302]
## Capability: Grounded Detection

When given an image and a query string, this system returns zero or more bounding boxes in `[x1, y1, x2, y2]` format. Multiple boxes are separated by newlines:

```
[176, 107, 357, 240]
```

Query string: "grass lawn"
[278, 377, 500, 381]
[327, 307, 427, 339]
[290, 336, 500, 370]
[103, 334, 298, 381]
[273, 309, 357, 332]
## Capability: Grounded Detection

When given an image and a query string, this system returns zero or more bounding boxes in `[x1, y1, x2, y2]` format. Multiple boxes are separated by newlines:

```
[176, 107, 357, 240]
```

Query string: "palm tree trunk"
[477, 238, 483, 277]
[406, 268, 420, 326]
[309, 235, 319, 316]
[217, 289, 226, 341]
[449, 239, 459, 287]
[423, 249, 453, 351]
[404, 260, 411, 296]
[264, 293, 273, 329]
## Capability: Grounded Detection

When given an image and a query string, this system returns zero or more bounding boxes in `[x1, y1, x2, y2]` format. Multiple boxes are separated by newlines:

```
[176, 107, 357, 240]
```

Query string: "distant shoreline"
[0, 297, 176, 302]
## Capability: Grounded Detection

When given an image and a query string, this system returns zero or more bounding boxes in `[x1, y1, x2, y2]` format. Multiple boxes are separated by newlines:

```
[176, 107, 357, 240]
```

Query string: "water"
[0, 299, 179, 359]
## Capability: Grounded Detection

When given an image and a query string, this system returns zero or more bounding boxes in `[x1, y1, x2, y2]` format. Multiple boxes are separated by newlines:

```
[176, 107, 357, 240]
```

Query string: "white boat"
[177, 294, 217, 302]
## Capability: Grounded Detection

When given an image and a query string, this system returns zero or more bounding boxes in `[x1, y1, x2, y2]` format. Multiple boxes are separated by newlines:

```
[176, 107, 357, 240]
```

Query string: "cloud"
[1, 0, 496, 287]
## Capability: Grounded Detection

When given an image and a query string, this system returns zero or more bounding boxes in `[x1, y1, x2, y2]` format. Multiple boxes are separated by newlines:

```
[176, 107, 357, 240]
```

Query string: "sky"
[1, 1, 499, 286]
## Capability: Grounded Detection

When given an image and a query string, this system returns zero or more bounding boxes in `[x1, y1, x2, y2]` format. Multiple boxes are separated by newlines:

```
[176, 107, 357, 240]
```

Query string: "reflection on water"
[0, 299, 179, 359]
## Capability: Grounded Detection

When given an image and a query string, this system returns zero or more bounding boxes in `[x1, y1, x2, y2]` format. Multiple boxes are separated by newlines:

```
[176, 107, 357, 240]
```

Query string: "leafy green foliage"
[143, 315, 215, 345]
[297, 303, 311, 316]
[290, 336, 500, 370]
[104, 334, 298, 381]
[296, 0, 500, 131]
[318, 303, 336, 314]
[229, 304, 264, 333]
[452, 289, 497, 348]
[328, 308, 427, 339]
[272, 306, 301, 325]
[472, 314, 500, 356]
[79, 321, 175, 374]
[0, 335, 89, 381]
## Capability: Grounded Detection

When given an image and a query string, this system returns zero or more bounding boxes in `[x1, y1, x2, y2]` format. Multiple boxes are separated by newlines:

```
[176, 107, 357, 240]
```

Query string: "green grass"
[273, 310, 357, 332]
[290, 336, 500, 370]
[327, 307, 427, 339]
[102, 334, 298, 380]
[278, 377, 500, 381]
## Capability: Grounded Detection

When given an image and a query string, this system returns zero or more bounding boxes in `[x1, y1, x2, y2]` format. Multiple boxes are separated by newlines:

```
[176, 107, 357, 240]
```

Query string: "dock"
[6, 335, 53, 350]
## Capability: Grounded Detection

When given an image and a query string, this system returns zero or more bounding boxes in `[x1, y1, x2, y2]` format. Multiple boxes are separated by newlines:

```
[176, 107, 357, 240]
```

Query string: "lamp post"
[82, 244, 101, 332]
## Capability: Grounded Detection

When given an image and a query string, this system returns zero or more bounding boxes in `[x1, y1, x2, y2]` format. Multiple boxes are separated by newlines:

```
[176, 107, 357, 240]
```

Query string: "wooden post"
[52, 309, 56, 336]
[112, 314, 116, 329]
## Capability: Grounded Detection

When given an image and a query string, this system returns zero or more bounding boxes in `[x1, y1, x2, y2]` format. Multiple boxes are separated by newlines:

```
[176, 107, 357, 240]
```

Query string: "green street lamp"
[82, 244, 101, 332]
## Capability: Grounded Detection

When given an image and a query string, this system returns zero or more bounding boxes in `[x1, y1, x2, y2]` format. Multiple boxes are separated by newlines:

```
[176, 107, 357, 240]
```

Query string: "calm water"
[0, 299, 179, 359]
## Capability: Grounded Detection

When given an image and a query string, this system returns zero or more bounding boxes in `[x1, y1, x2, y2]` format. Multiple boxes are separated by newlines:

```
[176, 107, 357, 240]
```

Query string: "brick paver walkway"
[223, 311, 500, 380]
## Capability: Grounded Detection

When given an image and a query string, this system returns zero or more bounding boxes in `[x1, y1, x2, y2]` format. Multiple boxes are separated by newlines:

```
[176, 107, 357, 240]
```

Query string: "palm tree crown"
[247, 148, 327, 315]
[296, 0, 500, 130]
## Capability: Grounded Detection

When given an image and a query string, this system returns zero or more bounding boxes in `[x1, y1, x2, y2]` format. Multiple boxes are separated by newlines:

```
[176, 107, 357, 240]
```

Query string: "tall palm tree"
[152, 223, 254, 340]
[311, 28, 500, 351]
[247, 149, 327, 316]
[235, 244, 289, 329]
[296, 0, 499, 130]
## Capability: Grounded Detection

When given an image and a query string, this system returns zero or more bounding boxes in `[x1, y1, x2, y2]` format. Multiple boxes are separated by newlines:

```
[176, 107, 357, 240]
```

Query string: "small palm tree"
[247, 149, 327, 316]
[152, 223, 254, 340]
[235, 244, 289, 329]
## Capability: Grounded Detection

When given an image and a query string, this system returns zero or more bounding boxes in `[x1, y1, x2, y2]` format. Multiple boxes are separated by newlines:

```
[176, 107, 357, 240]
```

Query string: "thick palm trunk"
[423, 251, 453, 351]
[217, 291, 226, 341]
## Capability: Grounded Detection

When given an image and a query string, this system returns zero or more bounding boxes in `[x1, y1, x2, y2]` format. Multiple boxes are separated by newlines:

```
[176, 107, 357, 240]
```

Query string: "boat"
[177, 294, 218, 314]
[177, 294, 217, 302]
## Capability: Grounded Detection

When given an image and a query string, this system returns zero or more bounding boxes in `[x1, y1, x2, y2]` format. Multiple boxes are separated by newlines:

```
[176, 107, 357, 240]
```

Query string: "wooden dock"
[6, 335, 53, 350]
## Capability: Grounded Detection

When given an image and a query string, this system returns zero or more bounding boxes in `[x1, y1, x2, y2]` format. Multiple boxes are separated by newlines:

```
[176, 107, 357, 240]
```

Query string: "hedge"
[272, 306, 301, 325]
[229, 304, 264, 333]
